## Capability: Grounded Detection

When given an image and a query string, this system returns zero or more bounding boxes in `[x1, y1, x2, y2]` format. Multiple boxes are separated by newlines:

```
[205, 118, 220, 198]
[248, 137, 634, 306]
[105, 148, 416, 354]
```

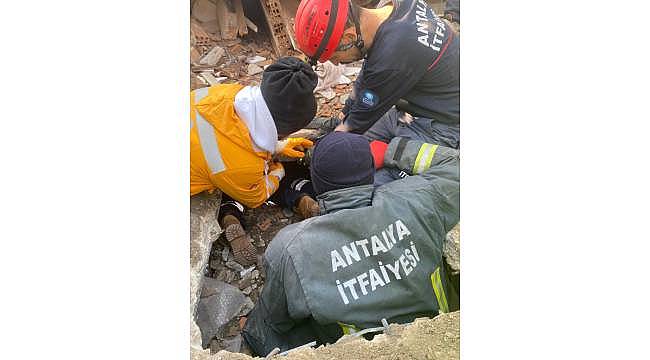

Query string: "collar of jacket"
[233, 85, 278, 154]
[317, 185, 374, 214]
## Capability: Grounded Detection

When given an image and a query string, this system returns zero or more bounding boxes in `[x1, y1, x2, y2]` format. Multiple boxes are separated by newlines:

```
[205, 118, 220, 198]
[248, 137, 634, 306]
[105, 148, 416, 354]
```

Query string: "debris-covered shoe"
[222, 215, 257, 266]
[295, 195, 320, 219]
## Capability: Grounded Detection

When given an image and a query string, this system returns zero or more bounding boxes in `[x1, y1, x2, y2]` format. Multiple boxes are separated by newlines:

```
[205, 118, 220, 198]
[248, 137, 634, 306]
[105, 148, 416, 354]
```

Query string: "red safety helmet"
[294, 0, 352, 64]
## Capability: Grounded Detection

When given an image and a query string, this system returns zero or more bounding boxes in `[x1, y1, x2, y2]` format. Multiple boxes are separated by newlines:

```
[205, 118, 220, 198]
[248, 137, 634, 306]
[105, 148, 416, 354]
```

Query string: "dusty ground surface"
[212, 311, 460, 360]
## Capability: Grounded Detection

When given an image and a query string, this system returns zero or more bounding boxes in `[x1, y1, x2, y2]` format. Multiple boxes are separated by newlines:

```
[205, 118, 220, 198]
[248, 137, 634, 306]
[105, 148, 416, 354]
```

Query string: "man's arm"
[383, 137, 459, 175]
[340, 66, 424, 134]
[382, 137, 460, 231]
[242, 224, 313, 355]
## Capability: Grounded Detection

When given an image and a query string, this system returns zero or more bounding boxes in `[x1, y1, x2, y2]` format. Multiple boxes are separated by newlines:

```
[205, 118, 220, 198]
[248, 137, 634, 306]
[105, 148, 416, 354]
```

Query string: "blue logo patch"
[360, 89, 378, 108]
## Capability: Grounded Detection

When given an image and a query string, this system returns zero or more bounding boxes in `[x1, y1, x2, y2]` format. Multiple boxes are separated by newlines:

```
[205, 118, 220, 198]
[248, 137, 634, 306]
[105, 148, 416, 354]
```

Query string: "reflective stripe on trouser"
[192, 87, 226, 174]
[412, 143, 439, 174]
[337, 322, 359, 335]
[431, 266, 449, 313]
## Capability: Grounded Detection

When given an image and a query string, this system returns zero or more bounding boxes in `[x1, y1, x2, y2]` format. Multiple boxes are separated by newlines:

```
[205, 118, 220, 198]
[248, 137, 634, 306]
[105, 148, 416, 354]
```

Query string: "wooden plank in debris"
[245, 17, 258, 32]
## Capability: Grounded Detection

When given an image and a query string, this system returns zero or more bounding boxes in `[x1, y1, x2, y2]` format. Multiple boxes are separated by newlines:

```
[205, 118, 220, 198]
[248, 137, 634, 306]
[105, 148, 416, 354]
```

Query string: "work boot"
[221, 214, 257, 266]
[295, 195, 320, 219]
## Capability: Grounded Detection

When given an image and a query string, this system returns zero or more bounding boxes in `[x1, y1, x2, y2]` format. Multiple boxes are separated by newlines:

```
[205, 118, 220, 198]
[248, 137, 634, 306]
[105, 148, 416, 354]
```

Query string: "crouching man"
[190, 57, 320, 266]
[242, 131, 460, 355]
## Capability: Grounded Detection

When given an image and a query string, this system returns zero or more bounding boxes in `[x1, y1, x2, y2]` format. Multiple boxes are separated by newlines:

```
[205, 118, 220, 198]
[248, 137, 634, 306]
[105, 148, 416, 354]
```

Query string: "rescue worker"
[190, 57, 320, 266]
[294, 0, 460, 149]
[242, 131, 460, 354]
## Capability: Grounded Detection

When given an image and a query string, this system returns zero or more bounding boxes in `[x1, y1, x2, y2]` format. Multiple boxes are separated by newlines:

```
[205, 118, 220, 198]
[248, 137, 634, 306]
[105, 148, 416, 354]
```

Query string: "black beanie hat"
[261, 56, 318, 136]
[310, 132, 375, 196]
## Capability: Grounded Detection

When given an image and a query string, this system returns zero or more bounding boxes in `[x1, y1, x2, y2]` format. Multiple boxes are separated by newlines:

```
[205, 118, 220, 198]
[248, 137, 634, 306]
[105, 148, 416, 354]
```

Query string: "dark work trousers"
[218, 162, 315, 227]
[364, 107, 460, 187]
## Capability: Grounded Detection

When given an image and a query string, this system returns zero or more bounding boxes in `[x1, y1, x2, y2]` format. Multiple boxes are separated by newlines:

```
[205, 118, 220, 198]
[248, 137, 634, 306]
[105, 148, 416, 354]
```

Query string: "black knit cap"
[261, 56, 318, 136]
[310, 132, 375, 196]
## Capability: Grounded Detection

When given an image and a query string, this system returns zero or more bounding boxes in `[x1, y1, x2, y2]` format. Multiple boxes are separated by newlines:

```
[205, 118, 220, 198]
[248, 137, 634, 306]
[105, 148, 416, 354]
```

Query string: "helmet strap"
[348, 1, 366, 58]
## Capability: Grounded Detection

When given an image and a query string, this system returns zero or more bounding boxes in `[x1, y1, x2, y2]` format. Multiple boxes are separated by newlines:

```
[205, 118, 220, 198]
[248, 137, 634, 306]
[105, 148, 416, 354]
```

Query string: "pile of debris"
[194, 201, 309, 356]
[191, 19, 361, 118]
[211, 311, 461, 360]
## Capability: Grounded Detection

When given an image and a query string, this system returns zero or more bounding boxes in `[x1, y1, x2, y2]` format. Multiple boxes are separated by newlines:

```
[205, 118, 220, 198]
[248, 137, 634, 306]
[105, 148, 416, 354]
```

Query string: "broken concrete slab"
[245, 55, 266, 64]
[225, 260, 244, 272]
[200, 46, 226, 66]
[190, 192, 223, 359]
[196, 278, 247, 348]
[444, 223, 460, 274]
[246, 63, 264, 75]
[200, 71, 226, 86]
[318, 88, 336, 101]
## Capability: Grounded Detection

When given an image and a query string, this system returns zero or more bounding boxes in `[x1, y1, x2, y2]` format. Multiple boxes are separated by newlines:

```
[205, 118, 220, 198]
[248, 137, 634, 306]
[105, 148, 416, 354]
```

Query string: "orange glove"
[275, 137, 314, 158]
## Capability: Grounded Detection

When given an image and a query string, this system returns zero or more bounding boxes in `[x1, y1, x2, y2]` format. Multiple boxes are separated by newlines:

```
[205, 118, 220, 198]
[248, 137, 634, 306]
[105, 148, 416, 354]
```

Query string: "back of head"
[260, 56, 318, 137]
[310, 131, 374, 196]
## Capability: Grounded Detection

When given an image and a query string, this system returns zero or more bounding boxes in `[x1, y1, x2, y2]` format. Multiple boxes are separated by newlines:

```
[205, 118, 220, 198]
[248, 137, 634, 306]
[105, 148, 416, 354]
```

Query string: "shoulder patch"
[360, 89, 379, 108]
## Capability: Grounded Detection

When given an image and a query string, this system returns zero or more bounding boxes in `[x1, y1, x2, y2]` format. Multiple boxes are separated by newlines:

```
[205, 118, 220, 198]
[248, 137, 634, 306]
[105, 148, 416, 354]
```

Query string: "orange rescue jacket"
[190, 84, 282, 208]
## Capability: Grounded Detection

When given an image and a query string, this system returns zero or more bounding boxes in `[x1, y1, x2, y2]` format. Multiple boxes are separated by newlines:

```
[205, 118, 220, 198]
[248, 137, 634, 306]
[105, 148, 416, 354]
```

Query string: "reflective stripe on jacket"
[243, 137, 460, 355]
[190, 84, 281, 208]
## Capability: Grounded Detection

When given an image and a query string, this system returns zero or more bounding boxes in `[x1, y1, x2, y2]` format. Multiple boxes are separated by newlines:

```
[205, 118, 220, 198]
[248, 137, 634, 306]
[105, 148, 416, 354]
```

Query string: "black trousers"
[217, 162, 315, 226]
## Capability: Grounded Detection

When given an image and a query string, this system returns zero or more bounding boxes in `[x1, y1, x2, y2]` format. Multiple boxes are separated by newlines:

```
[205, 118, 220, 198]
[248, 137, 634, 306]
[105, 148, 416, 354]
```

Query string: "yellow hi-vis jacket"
[190, 84, 282, 208]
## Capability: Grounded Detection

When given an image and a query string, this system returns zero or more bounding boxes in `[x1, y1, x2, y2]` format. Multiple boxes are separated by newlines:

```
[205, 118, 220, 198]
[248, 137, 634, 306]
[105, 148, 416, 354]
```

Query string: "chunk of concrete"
[196, 278, 247, 348]
[247, 63, 264, 75]
[200, 46, 225, 66]
[444, 223, 460, 274]
[190, 192, 223, 359]
[246, 55, 267, 64]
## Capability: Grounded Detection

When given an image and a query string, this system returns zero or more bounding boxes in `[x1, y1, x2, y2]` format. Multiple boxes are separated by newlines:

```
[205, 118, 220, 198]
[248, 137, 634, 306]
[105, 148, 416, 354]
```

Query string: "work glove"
[275, 137, 314, 158]
[369, 140, 389, 169]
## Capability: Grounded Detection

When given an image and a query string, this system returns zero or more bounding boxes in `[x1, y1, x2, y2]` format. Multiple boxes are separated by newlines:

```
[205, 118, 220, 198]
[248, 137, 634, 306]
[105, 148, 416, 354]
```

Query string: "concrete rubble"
[200, 46, 226, 66]
[197, 278, 248, 348]
[212, 311, 460, 360]
[444, 223, 461, 274]
[190, 192, 223, 360]
[246, 63, 264, 75]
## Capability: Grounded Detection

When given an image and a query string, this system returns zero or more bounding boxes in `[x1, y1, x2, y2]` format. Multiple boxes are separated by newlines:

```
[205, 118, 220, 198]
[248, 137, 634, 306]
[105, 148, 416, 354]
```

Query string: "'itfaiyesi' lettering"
[335, 240, 421, 305]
